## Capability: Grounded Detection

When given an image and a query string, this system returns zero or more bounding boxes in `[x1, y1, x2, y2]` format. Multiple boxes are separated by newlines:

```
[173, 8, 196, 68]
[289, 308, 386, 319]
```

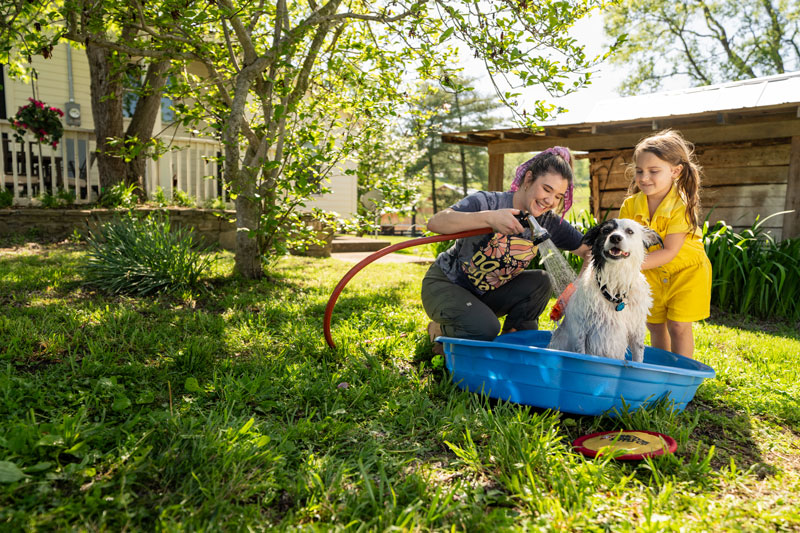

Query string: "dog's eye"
[626, 229, 634, 235]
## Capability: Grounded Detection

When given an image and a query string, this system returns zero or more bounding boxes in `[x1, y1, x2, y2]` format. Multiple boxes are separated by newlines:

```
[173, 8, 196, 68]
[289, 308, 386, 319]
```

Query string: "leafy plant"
[0, 188, 14, 208]
[10, 98, 64, 148]
[152, 186, 169, 207]
[83, 212, 215, 296]
[37, 188, 76, 208]
[96, 182, 140, 209]
[171, 189, 195, 207]
[703, 212, 800, 321]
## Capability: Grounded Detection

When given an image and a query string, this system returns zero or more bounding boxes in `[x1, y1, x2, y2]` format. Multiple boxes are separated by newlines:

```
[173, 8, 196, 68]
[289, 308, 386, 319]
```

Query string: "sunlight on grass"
[0, 244, 798, 530]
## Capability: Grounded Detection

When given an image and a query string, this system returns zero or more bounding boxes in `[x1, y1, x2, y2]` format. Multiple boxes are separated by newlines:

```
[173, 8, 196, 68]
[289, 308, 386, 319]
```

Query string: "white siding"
[3, 44, 359, 216]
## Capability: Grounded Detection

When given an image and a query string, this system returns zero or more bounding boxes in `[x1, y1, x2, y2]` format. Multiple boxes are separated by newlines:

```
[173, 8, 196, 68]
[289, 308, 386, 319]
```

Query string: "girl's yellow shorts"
[645, 258, 712, 323]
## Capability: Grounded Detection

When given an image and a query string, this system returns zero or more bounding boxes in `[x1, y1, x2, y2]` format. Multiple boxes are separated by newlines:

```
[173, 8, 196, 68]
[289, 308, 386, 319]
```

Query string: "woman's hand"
[486, 209, 525, 234]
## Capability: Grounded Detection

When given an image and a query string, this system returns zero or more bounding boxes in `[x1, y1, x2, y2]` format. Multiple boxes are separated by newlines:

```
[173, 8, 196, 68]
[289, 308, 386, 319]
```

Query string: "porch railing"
[1, 122, 225, 206]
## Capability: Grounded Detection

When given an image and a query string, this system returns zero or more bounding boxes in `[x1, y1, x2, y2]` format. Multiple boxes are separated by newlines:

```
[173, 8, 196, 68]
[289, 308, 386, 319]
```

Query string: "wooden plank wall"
[588, 138, 792, 240]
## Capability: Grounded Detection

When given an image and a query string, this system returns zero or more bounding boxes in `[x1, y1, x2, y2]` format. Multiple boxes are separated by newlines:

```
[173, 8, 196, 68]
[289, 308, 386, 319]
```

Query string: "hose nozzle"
[516, 212, 551, 245]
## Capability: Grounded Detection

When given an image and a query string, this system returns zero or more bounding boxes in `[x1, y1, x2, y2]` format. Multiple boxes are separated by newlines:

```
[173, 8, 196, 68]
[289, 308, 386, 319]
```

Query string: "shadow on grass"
[707, 307, 800, 341]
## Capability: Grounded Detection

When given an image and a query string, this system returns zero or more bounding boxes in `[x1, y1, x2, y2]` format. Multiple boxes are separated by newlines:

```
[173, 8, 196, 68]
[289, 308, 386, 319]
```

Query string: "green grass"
[1, 243, 799, 530]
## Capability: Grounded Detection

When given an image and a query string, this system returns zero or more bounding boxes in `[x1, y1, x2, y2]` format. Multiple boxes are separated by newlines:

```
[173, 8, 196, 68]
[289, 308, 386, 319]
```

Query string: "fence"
[1, 122, 225, 205]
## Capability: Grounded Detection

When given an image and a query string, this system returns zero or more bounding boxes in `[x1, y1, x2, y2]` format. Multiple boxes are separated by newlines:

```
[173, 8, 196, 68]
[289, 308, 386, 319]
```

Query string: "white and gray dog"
[548, 219, 663, 362]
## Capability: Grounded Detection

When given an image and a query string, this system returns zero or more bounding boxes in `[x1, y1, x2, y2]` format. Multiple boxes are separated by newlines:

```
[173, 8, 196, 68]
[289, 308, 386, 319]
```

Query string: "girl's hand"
[487, 209, 525, 234]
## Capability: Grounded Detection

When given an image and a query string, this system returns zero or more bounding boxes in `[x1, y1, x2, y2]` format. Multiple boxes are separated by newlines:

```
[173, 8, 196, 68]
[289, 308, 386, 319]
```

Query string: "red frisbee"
[573, 430, 677, 461]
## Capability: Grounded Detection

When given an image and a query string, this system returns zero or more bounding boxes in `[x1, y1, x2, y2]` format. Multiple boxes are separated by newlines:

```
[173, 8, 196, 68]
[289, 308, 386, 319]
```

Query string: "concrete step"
[331, 235, 391, 253]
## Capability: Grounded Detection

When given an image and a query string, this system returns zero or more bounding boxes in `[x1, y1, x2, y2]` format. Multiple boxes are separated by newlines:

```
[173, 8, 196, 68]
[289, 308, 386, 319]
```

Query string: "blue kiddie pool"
[438, 330, 715, 416]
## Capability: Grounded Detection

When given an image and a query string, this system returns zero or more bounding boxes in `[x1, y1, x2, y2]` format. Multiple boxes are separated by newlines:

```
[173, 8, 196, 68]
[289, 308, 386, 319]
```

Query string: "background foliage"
[604, 0, 800, 94]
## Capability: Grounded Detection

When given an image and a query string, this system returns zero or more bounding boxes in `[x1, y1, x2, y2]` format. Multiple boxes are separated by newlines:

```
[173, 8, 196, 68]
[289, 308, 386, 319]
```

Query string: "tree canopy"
[605, 0, 800, 95]
[5, 0, 614, 279]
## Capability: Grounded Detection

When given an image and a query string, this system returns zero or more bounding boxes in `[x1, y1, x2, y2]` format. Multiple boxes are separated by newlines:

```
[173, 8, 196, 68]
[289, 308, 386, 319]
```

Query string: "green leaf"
[0, 461, 27, 483]
[439, 27, 455, 43]
[112, 395, 132, 411]
[37, 434, 64, 447]
[135, 390, 155, 404]
[24, 461, 54, 474]
[238, 417, 255, 434]
[184, 377, 202, 392]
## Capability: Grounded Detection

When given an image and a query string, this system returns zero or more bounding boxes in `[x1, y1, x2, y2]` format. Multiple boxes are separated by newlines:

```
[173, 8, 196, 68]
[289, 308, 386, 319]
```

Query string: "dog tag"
[615, 302, 625, 312]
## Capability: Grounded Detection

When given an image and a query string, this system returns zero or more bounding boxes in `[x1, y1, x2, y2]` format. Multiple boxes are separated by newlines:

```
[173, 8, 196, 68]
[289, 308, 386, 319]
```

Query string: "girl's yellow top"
[619, 185, 708, 274]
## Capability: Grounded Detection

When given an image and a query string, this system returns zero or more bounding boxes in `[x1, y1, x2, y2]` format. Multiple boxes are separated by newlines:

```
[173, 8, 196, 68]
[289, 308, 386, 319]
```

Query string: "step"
[331, 235, 391, 253]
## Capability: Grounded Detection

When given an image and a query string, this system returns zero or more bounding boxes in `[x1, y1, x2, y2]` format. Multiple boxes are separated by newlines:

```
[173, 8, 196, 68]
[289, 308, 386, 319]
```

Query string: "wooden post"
[488, 152, 504, 191]
[784, 136, 800, 239]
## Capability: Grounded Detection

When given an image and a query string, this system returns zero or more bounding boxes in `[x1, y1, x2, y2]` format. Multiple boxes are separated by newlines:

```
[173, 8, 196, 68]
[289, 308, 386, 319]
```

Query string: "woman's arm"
[426, 207, 525, 235]
[641, 232, 686, 270]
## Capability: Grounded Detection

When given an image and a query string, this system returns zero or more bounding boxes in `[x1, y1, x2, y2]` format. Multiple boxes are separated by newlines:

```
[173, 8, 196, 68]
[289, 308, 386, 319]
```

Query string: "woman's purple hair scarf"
[509, 146, 574, 217]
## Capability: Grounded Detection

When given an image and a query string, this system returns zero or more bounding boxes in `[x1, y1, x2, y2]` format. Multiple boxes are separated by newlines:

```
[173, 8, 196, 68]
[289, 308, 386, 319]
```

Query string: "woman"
[423, 147, 591, 353]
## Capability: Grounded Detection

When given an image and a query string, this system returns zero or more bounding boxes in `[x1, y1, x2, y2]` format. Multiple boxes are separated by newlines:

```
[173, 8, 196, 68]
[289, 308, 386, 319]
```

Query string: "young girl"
[619, 130, 712, 358]
[423, 147, 591, 353]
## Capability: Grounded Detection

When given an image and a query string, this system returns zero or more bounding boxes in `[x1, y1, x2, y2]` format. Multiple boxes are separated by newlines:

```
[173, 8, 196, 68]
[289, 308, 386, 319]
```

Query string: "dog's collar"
[595, 272, 626, 311]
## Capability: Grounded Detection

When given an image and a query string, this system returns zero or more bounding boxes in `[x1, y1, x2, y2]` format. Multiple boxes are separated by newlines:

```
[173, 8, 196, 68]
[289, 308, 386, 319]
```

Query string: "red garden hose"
[324, 228, 493, 349]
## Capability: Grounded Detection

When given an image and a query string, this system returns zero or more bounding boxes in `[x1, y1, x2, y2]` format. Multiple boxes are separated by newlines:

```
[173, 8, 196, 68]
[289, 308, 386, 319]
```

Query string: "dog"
[548, 219, 663, 362]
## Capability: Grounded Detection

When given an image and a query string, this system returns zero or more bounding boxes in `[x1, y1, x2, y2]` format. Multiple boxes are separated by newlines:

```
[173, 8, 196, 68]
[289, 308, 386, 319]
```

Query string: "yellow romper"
[619, 186, 712, 323]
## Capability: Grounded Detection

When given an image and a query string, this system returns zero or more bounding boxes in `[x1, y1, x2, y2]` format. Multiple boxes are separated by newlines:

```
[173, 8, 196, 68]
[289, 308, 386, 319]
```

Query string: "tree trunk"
[125, 60, 169, 200]
[234, 186, 263, 279]
[86, 41, 126, 192]
[454, 91, 469, 196]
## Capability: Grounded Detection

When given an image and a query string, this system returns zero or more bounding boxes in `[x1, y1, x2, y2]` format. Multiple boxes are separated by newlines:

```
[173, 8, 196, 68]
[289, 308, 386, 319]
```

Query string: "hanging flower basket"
[10, 98, 65, 149]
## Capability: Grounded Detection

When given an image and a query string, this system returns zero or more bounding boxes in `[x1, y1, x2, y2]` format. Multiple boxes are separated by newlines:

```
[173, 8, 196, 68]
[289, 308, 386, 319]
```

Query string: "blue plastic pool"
[439, 330, 715, 416]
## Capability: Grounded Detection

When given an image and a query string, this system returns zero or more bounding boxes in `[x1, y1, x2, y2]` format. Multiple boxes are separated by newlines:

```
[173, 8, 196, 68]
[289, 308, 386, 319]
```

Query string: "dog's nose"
[609, 233, 622, 244]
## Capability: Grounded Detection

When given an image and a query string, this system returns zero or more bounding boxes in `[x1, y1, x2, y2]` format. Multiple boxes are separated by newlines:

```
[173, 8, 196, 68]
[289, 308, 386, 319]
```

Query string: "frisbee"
[572, 430, 677, 461]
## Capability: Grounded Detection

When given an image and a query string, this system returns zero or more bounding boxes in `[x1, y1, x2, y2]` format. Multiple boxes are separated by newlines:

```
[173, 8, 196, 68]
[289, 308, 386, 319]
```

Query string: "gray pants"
[421, 264, 552, 341]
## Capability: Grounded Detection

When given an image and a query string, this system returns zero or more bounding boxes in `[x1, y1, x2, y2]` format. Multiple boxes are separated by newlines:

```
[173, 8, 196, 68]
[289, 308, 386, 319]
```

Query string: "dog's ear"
[642, 227, 663, 251]
[581, 222, 605, 246]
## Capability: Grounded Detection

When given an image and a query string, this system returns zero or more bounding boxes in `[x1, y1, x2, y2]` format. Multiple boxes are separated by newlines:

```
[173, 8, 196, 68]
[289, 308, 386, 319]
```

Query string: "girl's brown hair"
[628, 129, 703, 231]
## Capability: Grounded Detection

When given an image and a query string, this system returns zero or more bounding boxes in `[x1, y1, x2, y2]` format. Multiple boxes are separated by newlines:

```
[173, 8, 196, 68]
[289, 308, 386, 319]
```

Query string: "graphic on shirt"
[462, 234, 537, 291]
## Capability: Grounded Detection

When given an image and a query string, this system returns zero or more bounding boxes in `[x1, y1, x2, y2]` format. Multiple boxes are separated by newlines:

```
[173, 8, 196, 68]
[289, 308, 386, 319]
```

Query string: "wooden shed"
[442, 71, 800, 240]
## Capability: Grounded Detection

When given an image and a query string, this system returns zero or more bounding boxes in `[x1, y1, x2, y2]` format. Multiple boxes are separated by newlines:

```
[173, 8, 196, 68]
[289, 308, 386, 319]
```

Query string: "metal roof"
[441, 70, 800, 150]
[557, 70, 800, 126]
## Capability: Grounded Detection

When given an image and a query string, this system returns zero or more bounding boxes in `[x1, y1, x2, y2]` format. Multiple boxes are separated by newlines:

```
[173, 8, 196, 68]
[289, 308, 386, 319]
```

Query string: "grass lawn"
[1, 242, 799, 530]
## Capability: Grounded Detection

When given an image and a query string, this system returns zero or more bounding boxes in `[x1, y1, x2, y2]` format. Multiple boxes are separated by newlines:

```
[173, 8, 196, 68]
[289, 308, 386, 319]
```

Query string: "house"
[1, 43, 357, 217]
[442, 71, 800, 241]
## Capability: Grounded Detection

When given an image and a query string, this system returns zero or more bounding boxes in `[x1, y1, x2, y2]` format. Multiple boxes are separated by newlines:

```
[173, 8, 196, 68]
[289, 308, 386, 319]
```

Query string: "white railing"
[146, 135, 225, 204]
[1, 122, 225, 206]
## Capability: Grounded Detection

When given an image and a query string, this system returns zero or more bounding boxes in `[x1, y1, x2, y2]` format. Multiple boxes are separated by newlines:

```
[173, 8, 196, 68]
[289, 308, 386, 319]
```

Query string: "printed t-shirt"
[433, 191, 583, 295]
[619, 185, 707, 274]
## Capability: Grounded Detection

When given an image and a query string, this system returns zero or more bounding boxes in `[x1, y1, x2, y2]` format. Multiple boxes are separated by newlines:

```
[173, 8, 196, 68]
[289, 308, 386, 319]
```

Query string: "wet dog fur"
[548, 219, 662, 362]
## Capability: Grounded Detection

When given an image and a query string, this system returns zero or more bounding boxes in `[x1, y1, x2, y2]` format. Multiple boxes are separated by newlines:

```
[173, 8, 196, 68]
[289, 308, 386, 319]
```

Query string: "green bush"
[704, 214, 800, 321]
[97, 182, 140, 208]
[0, 188, 14, 208]
[83, 212, 215, 296]
[172, 189, 195, 207]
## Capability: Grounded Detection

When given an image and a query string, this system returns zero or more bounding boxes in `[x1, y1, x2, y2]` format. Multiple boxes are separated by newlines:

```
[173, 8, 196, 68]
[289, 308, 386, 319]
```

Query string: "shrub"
[83, 212, 215, 296]
[0, 188, 13, 208]
[97, 182, 140, 208]
[704, 214, 800, 321]
[152, 186, 169, 207]
[37, 189, 76, 208]
[172, 190, 195, 207]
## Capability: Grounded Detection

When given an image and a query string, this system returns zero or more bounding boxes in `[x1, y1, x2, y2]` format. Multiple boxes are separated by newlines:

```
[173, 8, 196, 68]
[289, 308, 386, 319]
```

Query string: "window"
[121, 68, 176, 123]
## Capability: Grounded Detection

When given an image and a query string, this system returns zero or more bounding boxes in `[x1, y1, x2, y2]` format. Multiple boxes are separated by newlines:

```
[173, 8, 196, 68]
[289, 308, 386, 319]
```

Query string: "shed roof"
[577, 71, 800, 125]
[442, 71, 800, 153]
